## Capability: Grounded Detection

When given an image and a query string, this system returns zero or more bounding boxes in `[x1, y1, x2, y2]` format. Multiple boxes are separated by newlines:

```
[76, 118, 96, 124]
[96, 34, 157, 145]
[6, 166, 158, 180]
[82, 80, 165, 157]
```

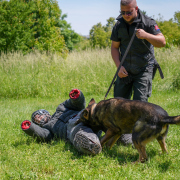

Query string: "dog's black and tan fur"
[76, 97, 180, 163]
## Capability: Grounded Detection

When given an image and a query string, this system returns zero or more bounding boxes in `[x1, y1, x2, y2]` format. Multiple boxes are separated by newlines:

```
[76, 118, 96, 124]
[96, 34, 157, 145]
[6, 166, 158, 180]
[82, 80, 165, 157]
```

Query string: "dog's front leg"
[100, 129, 115, 147]
[106, 134, 121, 149]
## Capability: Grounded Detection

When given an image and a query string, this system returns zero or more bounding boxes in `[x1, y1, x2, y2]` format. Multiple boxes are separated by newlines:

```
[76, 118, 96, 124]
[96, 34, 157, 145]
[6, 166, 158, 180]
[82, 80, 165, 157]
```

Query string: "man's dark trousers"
[114, 67, 153, 102]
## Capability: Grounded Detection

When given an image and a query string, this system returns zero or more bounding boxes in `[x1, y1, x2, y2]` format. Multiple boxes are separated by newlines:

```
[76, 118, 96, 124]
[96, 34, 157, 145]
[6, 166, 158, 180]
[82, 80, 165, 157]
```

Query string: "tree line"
[0, 0, 180, 56]
[0, 0, 81, 57]
[89, 11, 180, 49]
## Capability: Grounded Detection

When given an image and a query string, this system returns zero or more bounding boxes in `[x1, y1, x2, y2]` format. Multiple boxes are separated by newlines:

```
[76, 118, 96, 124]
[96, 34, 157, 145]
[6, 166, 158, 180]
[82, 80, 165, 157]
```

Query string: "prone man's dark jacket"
[21, 91, 86, 142]
[111, 9, 162, 74]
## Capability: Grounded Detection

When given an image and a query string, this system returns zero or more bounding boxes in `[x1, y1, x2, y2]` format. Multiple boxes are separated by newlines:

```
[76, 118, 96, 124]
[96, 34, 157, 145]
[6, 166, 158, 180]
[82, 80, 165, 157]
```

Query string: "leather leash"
[104, 28, 137, 100]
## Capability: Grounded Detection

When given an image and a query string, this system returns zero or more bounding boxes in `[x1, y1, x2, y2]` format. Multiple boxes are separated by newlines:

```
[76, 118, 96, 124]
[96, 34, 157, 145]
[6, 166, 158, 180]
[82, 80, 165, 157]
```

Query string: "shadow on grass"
[102, 146, 138, 165]
[63, 142, 88, 159]
[102, 145, 161, 165]
[158, 160, 172, 172]
[13, 136, 171, 169]
[12, 137, 38, 147]
[12, 137, 88, 159]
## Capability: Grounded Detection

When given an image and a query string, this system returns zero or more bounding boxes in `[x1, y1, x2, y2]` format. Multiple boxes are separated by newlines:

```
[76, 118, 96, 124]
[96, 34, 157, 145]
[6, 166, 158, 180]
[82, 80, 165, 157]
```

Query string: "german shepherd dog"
[75, 97, 180, 163]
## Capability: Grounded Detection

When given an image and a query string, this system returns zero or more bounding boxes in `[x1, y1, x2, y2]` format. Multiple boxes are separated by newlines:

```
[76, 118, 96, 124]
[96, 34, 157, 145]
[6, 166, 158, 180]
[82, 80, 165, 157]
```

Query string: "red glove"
[21, 120, 31, 130]
[69, 89, 80, 99]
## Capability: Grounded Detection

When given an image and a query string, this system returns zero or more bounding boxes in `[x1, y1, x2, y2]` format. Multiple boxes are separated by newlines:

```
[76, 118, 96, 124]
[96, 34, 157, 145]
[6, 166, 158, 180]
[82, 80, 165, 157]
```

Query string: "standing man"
[111, 0, 166, 102]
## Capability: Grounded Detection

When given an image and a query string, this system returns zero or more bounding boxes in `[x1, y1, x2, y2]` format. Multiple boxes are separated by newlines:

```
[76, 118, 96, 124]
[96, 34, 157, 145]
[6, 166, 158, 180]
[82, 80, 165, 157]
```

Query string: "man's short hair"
[121, 0, 137, 7]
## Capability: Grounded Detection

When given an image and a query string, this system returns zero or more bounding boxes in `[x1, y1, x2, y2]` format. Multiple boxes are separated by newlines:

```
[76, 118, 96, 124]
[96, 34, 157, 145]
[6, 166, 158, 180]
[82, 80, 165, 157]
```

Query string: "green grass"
[1, 47, 180, 179]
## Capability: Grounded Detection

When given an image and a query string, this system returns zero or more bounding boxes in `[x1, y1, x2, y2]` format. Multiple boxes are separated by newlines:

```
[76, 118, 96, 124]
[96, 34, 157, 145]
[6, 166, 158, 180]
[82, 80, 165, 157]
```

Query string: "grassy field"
[0, 47, 180, 179]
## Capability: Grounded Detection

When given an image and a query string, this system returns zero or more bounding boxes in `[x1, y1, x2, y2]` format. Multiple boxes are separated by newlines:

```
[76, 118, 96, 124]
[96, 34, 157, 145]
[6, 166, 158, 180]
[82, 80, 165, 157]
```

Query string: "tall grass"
[1, 47, 180, 179]
[0, 47, 180, 100]
[153, 46, 180, 92]
[0, 48, 114, 99]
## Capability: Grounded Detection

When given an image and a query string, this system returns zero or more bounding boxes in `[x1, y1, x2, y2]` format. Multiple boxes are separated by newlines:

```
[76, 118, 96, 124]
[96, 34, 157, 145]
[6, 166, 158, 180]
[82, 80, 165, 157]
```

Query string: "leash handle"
[104, 28, 137, 100]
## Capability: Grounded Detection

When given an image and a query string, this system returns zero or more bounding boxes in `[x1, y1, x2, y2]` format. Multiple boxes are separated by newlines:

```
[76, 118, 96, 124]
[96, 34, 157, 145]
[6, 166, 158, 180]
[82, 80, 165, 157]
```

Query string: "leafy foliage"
[0, 0, 82, 55]
[88, 11, 180, 49]
[59, 14, 82, 51]
[31, 0, 68, 55]
[89, 17, 115, 48]
[157, 19, 180, 47]
[0, 1, 180, 54]
[0, 0, 36, 53]
[174, 11, 180, 26]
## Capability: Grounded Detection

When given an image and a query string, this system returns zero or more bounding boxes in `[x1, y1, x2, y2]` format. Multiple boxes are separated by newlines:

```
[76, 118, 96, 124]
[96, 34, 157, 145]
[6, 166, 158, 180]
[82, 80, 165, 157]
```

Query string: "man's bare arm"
[111, 41, 128, 78]
[136, 29, 166, 47]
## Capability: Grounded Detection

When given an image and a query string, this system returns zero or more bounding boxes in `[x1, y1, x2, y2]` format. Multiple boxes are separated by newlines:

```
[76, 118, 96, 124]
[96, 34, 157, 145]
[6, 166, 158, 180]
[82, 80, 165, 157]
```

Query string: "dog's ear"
[75, 109, 90, 125]
[88, 98, 96, 106]
[82, 109, 89, 120]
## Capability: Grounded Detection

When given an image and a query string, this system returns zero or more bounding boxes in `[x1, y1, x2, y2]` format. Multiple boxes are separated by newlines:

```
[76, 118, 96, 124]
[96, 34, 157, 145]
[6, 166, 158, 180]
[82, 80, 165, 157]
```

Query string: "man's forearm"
[111, 46, 120, 68]
[145, 33, 166, 47]
[136, 29, 166, 47]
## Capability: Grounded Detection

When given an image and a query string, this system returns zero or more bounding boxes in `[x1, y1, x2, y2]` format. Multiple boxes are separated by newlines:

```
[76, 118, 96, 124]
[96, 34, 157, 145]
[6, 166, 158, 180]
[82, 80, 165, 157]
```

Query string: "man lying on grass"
[21, 89, 132, 155]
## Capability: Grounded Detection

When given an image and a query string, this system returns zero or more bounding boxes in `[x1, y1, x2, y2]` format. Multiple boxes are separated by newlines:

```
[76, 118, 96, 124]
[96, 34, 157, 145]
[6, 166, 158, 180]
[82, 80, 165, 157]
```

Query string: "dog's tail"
[161, 115, 180, 125]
